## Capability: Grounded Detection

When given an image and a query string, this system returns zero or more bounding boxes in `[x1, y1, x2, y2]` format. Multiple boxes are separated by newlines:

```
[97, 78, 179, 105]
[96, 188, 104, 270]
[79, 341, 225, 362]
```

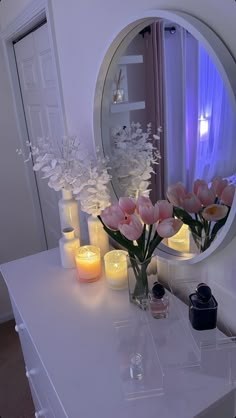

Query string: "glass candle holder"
[167, 224, 190, 253]
[104, 250, 128, 290]
[75, 245, 102, 283]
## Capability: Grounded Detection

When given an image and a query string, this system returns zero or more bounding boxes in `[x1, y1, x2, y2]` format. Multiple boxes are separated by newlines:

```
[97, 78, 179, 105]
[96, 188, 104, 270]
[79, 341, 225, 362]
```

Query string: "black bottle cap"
[152, 282, 165, 299]
[196, 283, 212, 302]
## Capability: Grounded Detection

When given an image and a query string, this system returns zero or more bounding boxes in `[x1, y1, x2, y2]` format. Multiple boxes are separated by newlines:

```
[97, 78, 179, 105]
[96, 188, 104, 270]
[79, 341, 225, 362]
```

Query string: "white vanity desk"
[1, 248, 235, 418]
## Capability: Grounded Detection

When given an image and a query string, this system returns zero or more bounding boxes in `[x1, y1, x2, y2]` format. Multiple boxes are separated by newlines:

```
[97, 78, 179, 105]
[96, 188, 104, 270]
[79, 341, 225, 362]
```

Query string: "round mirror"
[95, 11, 236, 262]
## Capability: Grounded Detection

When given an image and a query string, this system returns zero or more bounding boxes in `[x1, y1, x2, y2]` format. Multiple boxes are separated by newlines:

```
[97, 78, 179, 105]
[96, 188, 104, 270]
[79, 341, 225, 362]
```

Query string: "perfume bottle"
[189, 283, 218, 330]
[129, 353, 143, 380]
[149, 282, 169, 319]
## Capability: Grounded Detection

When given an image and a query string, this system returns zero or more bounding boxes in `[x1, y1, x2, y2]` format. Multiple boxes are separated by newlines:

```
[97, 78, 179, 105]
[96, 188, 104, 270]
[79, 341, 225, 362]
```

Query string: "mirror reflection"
[101, 19, 236, 255]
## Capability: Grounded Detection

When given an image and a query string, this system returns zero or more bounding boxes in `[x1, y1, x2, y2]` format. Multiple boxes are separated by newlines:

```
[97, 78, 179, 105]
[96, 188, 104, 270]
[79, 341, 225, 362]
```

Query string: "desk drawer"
[12, 301, 67, 418]
[29, 378, 55, 418]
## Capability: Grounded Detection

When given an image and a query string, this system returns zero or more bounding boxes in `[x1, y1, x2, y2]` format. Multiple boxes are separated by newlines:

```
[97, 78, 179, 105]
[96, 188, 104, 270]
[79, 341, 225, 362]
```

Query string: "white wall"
[0, 0, 236, 328]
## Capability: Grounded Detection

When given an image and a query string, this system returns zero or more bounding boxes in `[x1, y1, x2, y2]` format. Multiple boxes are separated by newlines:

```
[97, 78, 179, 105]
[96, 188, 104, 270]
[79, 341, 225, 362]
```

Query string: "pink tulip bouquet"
[167, 176, 235, 253]
[98, 196, 182, 308]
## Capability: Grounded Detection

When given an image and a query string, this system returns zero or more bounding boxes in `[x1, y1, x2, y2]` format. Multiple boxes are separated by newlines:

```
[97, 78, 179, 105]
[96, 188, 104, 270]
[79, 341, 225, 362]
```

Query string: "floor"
[0, 320, 34, 418]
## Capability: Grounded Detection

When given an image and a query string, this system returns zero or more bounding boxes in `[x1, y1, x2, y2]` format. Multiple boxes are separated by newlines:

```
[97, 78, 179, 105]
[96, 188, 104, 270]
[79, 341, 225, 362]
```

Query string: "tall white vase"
[88, 214, 109, 257]
[58, 190, 80, 239]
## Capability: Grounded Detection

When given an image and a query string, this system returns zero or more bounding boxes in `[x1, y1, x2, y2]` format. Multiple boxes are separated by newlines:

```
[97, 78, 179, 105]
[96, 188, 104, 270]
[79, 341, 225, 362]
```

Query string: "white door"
[14, 23, 64, 249]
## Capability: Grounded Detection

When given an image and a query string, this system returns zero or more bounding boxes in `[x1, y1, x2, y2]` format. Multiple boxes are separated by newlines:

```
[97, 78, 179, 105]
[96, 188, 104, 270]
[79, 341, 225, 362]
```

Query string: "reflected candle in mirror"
[104, 250, 128, 290]
[167, 224, 190, 252]
[75, 245, 102, 283]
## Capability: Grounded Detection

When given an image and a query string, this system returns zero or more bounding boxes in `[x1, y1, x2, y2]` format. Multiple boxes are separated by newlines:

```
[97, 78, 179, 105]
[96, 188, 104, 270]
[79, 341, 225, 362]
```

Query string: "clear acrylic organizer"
[200, 337, 236, 385]
[165, 265, 236, 386]
[144, 290, 200, 369]
[114, 314, 164, 401]
[114, 263, 236, 401]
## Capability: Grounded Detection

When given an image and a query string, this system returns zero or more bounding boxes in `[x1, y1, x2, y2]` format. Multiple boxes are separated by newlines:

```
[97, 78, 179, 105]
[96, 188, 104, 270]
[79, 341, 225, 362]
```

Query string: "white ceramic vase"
[59, 227, 80, 268]
[87, 214, 109, 257]
[58, 189, 80, 239]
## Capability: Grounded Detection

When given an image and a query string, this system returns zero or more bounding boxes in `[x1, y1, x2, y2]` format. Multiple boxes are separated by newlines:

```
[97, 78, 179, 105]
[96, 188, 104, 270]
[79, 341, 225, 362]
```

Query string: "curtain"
[194, 45, 236, 181]
[185, 34, 199, 189]
[163, 27, 199, 191]
[144, 22, 165, 202]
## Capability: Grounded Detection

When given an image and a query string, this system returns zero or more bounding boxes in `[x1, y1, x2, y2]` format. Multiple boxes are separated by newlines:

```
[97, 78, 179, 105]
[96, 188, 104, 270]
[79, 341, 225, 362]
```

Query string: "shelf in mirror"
[119, 54, 143, 65]
[110, 100, 145, 113]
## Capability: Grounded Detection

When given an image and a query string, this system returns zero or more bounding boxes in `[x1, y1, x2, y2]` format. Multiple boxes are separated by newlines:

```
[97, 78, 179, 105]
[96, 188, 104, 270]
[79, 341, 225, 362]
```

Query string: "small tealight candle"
[75, 245, 102, 283]
[104, 250, 128, 290]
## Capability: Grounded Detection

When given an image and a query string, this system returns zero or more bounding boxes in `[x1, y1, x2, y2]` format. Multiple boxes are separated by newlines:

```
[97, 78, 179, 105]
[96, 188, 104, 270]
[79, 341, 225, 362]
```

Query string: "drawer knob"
[35, 410, 47, 418]
[15, 323, 25, 333]
[26, 368, 37, 378]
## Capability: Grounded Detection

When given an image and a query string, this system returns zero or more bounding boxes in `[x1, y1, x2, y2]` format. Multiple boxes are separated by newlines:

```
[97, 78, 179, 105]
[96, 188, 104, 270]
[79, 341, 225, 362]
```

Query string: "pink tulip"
[136, 196, 152, 213]
[211, 176, 228, 197]
[221, 185, 235, 206]
[119, 197, 136, 215]
[196, 185, 215, 206]
[101, 205, 125, 230]
[157, 200, 173, 220]
[139, 201, 160, 225]
[182, 193, 202, 213]
[202, 204, 228, 221]
[156, 218, 183, 238]
[193, 179, 208, 195]
[119, 214, 143, 241]
[166, 182, 186, 207]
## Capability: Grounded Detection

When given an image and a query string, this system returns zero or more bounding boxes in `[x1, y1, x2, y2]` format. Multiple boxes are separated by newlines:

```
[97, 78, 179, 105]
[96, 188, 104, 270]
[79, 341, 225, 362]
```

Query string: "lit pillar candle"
[104, 250, 128, 290]
[87, 215, 109, 257]
[75, 245, 102, 283]
[168, 224, 190, 252]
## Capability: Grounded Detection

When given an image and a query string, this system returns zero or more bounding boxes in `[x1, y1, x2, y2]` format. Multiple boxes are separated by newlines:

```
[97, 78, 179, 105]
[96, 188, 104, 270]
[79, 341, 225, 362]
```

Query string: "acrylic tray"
[114, 273, 236, 402]
[114, 316, 164, 400]
[144, 292, 200, 369]
[166, 272, 236, 384]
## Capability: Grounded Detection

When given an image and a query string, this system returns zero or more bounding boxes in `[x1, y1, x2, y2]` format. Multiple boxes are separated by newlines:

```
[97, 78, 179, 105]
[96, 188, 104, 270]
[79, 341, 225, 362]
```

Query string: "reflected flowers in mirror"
[167, 176, 235, 253]
[98, 196, 182, 308]
[111, 122, 161, 198]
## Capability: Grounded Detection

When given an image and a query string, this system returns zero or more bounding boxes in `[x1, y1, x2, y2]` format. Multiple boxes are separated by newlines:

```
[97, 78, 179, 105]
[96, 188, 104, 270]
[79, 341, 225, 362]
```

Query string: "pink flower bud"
[166, 182, 186, 207]
[202, 204, 228, 221]
[221, 185, 235, 207]
[136, 196, 152, 213]
[211, 176, 228, 197]
[182, 193, 202, 213]
[118, 214, 143, 241]
[156, 218, 183, 238]
[141, 204, 159, 225]
[156, 200, 173, 220]
[101, 205, 125, 230]
[196, 185, 215, 206]
[193, 179, 208, 195]
[119, 197, 136, 214]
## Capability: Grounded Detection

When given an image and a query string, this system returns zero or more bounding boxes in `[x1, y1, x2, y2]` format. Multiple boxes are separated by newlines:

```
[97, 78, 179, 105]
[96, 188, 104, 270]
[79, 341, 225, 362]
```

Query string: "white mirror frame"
[93, 9, 236, 265]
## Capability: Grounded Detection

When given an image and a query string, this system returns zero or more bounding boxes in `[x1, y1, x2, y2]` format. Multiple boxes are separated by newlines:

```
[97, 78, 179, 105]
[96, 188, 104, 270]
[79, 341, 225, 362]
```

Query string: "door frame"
[0, 0, 67, 249]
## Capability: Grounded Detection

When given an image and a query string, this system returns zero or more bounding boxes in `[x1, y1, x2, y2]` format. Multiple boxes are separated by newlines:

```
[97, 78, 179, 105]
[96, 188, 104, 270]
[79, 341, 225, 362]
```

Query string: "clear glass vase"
[127, 255, 157, 310]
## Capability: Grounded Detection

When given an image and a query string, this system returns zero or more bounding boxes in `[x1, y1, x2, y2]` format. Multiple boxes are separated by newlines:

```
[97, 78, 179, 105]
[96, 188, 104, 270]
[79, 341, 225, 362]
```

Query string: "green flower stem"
[144, 224, 153, 259]
[128, 252, 150, 299]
